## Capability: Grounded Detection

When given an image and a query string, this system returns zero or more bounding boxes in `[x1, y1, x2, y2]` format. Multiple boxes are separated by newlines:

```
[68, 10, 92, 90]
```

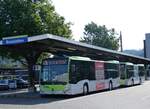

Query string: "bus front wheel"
[83, 84, 88, 95]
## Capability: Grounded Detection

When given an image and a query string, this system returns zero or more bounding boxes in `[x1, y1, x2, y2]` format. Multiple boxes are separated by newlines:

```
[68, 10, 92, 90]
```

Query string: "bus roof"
[105, 60, 119, 64]
[69, 56, 91, 61]
[137, 64, 144, 67]
[120, 62, 134, 65]
[43, 56, 105, 63]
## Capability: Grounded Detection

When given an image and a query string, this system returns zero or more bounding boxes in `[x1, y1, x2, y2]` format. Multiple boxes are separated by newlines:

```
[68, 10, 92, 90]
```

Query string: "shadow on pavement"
[0, 84, 142, 105]
[0, 92, 80, 105]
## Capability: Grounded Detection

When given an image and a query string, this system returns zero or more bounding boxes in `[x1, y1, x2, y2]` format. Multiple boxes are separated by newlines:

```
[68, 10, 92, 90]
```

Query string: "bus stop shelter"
[0, 34, 150, 90]
[0, 34, 149, 64]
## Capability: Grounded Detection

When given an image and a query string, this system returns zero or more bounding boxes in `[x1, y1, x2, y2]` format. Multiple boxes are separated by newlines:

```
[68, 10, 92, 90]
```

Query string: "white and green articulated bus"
[120, 62, 142, 86]
[40, 56, 120, 95]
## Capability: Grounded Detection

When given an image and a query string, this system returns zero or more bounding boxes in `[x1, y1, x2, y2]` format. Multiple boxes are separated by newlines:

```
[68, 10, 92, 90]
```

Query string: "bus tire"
[109, 81, 113, 90]
[83, 84, 89, 95]
[131, 79, 134, 86]
[139, 78, 142, 85]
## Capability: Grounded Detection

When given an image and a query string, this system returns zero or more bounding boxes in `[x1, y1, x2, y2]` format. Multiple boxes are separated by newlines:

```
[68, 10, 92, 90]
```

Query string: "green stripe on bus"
[41, 85, 65, 91]
[120, 80, 126, 85]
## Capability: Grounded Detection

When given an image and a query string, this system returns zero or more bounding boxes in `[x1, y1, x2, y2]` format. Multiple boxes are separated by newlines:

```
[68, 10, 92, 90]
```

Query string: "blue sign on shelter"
[2, 35, 28, 45]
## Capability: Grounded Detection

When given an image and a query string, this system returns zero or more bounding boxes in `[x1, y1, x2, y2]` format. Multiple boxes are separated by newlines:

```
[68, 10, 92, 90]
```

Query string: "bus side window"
[89, 62, 95, 80]
[71, 64, 76, 73]
[104, 63, 111, 79]
[70, 60, 82, 83]
[81, 61, 90, 80]
[70, 63, 77, 84]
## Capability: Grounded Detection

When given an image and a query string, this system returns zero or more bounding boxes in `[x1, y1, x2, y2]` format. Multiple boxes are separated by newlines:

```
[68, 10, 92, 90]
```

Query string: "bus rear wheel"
[109, 82, 113, 90]
[83, 84, 88, 95]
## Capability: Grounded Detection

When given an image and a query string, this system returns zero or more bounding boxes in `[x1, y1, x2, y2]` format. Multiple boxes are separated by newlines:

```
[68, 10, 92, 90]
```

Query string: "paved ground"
[0, 89, 28, 95]
[1, 81, 150, 109]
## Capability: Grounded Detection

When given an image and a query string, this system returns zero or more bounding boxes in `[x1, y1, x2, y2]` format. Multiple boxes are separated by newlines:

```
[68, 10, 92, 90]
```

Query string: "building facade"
[144, 33, 150, 59]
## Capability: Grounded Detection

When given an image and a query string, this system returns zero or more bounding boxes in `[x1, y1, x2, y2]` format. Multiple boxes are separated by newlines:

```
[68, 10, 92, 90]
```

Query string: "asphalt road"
[1, 81, 150, 109]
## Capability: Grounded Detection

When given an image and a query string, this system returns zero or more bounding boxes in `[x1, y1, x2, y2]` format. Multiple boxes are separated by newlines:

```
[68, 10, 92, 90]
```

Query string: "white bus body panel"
[40, 80, 93, 95]
[40, 78, 120, 95]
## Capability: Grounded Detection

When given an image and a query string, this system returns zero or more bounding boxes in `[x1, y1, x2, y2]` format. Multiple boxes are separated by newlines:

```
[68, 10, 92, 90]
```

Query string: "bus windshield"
[41, 59, 68, 84]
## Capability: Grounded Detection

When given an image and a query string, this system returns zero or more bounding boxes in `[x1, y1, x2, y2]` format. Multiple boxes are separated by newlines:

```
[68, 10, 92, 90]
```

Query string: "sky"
[52, 0, 150, 50]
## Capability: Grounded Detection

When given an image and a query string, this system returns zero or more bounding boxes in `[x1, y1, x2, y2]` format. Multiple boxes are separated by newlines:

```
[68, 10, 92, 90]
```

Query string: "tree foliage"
[0, 0, 72, 91]
[0, 0, 72, 65]
[80, 22, 119, 50]
[0, 0, 72, 39]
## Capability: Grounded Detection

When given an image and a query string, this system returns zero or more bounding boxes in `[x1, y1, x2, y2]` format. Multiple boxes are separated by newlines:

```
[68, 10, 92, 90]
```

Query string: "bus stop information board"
[2, 35, 28, 45]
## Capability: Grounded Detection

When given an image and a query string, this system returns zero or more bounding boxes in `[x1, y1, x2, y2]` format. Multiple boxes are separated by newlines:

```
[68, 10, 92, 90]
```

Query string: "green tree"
[0, 0, 72, 38]
[80, 22, 119, 50]
[0, 0, 72, 91]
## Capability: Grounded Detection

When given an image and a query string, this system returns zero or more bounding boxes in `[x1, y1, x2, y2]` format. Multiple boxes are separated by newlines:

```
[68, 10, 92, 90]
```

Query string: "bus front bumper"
[40, 84, 73, 95]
